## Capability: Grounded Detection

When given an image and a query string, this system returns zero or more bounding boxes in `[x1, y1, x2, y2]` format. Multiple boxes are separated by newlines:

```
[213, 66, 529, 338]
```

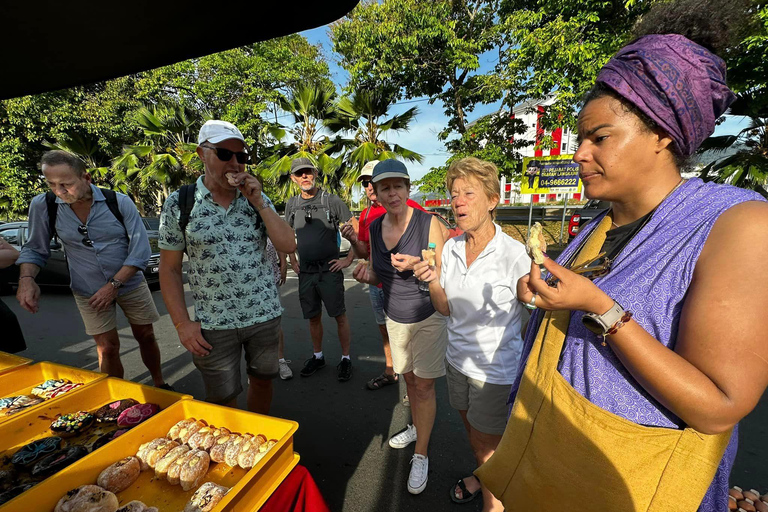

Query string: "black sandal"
[450, 476, 481, 504]
[366, 372, 398, 390]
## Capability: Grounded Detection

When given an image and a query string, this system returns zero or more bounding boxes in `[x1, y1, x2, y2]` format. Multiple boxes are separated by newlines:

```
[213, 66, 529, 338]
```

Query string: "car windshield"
[142, 217, 160, 230]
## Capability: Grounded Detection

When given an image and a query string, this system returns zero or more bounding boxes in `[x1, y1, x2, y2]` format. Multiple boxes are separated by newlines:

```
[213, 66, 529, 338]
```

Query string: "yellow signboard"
[521, 155, 582, 195]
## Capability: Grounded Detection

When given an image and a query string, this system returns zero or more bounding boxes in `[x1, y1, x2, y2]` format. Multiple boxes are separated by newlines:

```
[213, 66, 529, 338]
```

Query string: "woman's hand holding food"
[517, 257, 614, 315]
[413, 259, 438, 284]
[340, 223, 358, 244]
[391, 253, 420, 272]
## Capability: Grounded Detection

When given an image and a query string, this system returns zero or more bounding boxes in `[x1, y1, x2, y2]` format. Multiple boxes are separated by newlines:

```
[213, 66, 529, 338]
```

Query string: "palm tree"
[112, 104, 204, 211]
[698, 93, 768, 198]
[325, 87, 424, 184]
[258, 84, 350, 202]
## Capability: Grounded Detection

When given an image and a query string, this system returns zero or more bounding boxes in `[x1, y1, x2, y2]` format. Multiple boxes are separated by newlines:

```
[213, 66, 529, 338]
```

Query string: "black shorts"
[298, 270, 346, 319]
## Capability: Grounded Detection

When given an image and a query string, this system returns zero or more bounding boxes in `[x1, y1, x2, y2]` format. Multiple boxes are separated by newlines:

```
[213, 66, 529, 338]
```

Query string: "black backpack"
[177, 183, 262, 251]
[45, 188, 125, 238]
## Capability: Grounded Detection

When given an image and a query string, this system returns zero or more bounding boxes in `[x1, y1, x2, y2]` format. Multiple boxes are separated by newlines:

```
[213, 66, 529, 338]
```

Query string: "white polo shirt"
[440, 224, 531, 385]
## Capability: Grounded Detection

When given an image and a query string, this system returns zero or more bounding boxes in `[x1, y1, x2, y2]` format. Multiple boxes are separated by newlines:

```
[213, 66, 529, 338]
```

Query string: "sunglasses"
[293, 169, 314, 178]
[545, 253, 612, 287]
[77, 225, 93, 247]
[361, 180, 371, 188]
[201, 144, 250, 164]
[303, 205, 317, 223]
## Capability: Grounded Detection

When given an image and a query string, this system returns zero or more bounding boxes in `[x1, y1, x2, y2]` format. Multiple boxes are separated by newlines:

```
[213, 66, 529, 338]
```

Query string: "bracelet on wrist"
[602, 311, 633, 346]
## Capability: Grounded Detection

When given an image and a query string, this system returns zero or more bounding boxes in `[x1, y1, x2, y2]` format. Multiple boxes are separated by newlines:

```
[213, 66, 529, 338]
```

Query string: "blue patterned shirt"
[158, 176, 281, 330]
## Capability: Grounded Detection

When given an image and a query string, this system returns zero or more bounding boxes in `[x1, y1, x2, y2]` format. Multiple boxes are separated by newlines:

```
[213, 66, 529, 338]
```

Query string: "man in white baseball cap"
[158, 119, 296, 414]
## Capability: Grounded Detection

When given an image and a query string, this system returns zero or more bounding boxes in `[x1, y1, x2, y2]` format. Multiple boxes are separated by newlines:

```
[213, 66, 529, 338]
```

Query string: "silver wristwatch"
[582, 301, 625, 335]
[109, 278, 124, 290]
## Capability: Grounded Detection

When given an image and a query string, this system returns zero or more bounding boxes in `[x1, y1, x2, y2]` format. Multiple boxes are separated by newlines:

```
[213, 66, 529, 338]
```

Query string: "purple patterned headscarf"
[596, 34, 735, 156]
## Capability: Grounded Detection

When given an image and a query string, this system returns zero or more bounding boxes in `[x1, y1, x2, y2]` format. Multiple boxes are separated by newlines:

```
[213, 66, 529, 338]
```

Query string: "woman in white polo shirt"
[414, 157, 531, 511]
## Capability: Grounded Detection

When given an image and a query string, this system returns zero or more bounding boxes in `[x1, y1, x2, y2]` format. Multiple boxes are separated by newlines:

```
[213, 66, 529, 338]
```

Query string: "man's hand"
[391, 253, 421, 272]
[340, 223, 358, 244]
[176, 320, 213, 357]
[353, 261, 372, 284]
[228, 172, 264, 206]
[16, 278, 41, 313]
[88, 283, 119, 313]
[329, 258, 351, 272]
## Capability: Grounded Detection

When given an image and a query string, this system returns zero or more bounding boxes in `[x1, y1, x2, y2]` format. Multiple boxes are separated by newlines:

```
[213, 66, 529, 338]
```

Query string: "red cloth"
[259, 465, 329, 512]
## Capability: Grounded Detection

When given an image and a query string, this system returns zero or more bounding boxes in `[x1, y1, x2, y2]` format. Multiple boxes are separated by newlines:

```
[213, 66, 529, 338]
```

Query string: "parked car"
[567, 200, 611, 243]
[429, 211, 463, 239]
[0, 218, 161, 294]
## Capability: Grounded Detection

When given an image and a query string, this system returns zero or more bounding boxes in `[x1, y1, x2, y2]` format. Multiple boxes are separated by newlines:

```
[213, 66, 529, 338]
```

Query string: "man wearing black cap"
[286, 158, 357, 381]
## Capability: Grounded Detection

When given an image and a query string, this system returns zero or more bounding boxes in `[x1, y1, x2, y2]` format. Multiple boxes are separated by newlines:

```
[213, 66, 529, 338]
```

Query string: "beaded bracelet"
[601, 311, 633, 346]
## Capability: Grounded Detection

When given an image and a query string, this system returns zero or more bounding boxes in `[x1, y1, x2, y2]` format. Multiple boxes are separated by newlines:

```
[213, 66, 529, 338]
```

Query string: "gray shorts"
[298, 270, 345, 319]
[445, 361, 513, 435]
[195, 316, 281, 404]
[368, 284, 386, 325]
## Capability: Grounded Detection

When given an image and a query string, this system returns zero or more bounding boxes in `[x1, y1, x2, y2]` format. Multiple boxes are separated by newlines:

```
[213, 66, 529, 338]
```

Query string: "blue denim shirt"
[17, 185, 150, 297]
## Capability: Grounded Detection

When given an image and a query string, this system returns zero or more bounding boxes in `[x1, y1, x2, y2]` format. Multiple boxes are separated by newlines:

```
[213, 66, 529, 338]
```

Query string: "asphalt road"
[2, 268, 766, 510]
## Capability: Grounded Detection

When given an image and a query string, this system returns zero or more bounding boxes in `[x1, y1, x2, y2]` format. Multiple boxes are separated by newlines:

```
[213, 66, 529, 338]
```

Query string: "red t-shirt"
[358, 199, 425, 243]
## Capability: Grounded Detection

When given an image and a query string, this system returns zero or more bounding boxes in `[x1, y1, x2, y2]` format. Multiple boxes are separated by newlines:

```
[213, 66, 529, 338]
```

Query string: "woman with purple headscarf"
[475, 2, 768, 511]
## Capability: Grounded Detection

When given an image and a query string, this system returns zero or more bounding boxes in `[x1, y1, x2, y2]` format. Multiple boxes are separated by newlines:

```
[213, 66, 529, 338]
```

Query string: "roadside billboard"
[521, 155, 582, 195]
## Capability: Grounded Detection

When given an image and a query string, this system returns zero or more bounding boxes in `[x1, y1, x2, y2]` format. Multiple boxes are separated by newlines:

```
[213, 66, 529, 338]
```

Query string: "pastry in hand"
[50, 411, 95, 437]
[94, 399, 139, 423]
[154, 445, 190, 480]
[526, 222, 547, 264]
[179, 449, 211, 491]
[54, 484, 119, 512]
[32, 445, 89, 477]
[117, 403, 160, 428]
[97, 456, 141, 493]
[224, 433, 252, 467]
[208, 433, 236, 463]
[200, 427, 230, 452]
[183, 482, 229, 512]
[11, 436, 62, 468]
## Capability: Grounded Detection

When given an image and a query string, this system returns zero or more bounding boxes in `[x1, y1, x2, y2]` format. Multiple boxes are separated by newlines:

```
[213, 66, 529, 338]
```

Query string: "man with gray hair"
[17, 150, 170, 388]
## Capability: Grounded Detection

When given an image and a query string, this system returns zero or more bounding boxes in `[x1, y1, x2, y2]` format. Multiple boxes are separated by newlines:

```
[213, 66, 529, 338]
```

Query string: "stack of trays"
[0, 352, 31, 377]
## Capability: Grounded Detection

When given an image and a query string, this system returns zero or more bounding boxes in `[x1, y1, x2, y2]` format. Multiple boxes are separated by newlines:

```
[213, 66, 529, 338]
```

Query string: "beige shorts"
[386, 312, 448, 379]
[445, 362, 513, 435]
[73, 281, 160, 336]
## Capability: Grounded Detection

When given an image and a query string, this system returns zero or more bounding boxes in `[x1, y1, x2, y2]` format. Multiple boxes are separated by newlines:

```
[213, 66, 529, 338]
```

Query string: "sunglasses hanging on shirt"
[77, 224, 94, 247]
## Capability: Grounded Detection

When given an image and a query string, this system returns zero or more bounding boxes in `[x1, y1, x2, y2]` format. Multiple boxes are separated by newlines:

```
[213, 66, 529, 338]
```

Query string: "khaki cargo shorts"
[73, 281, 160, 336]
[386, 312, 448, 379]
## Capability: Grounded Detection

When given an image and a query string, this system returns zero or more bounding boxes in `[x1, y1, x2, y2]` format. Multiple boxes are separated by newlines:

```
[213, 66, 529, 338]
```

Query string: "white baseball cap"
[358, 161, 379, 181]
[198, 120, 245, 144]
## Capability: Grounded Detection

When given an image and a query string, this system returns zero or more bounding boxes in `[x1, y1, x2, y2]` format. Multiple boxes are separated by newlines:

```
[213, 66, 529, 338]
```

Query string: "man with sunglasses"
[341, 161, 426, 391]
[158, 120, 296, 414]
[286, 158, 357, 381]
[16, 150, 171, 389]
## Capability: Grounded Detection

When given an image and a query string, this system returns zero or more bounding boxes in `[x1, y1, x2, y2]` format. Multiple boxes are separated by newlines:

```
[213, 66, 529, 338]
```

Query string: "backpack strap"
[285, 195, 298, 227]
[99, 188, 127, 236]
[321, 191, 339, 229]
[45, 191, 58, 240]
[177, 184, 196, 252]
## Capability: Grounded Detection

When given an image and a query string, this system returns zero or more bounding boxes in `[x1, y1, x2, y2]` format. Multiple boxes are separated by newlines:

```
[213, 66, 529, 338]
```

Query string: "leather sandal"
[366, 372, 398, 390]
[450, 476, 481, 504]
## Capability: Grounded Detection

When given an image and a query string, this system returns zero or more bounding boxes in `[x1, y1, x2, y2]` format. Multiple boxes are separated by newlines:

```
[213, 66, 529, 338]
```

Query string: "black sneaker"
[337, 358, 352, 382]
[300, 356, 326, 377]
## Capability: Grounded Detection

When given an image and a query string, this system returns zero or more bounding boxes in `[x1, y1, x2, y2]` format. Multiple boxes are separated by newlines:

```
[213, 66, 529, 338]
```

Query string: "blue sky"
[299, 25, 747, 182]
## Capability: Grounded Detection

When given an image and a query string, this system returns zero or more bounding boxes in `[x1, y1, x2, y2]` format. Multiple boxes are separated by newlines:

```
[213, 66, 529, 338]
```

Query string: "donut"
[179, 419, 207, 444]
[155, 445, 190, 480]
[183, 482, 229, 512]
[31, 445, 89, 477]
[94, 399, 139, 422]
[224, 433, 252, 467]
[31, 379, 70, 398]
[237, 434, 267, 469]
[200, 427, 230, 451]
[97, 456, 141, 493]
[117, 403, 159, 428]
[0, 484, 34, 506]
[167, 419, 194, 442]
[167, 450, 195, 486]
[116, 502, 158, 512]
[0, 468, 18, 491]
[208, 433, 236, 463]
[11, 436, 62, 468]
[50, 411, 95, 437]
[135, 438, 177, 471]
[179, 449, 210, 491]
[187, 426, 213, 450]
[54, 484, 119, 512]
[0, 395, 44, 416]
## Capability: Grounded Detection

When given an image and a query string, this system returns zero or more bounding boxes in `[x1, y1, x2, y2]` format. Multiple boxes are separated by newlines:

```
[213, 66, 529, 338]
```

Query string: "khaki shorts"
[73, 281, 160, 336]
[445, 362, 513, 435]
[386, 312, 448, 379]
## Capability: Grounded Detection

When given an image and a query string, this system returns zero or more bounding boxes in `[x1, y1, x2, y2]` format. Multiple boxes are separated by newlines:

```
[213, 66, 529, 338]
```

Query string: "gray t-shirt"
[287, 190, 352, 271]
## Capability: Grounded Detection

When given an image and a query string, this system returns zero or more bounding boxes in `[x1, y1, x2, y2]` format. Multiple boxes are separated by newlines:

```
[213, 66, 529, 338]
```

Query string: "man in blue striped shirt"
[16, 151, 170, 388]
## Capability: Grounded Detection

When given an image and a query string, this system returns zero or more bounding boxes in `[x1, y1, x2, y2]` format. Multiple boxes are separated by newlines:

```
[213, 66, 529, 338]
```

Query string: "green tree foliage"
[331, 0, 503, 138]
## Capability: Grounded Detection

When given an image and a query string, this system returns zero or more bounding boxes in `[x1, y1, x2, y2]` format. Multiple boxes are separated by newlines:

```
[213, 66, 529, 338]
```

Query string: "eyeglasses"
[361, 180, 371, 188]
[77, 225, 93, 247]
[201, 144, 250, 164]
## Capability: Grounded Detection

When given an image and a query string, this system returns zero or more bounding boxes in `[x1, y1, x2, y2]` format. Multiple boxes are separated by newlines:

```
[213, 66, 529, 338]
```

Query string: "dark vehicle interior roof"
[1, 0, 359, 100]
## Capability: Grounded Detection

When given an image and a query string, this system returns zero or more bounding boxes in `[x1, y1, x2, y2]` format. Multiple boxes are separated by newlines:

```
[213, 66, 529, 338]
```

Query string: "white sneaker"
[278, 360, 293, 380]
[389, 424, 417, 449]
[407, 454, 429, 494]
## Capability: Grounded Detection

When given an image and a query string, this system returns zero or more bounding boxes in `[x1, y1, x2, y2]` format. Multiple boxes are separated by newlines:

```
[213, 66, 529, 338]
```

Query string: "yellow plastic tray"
[4, 398, 298, 512]
[0, 377, 188, 510]
[223, 452, 300, 511]
[0, 361, 106, 424]
[0, 352, 31, 376]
